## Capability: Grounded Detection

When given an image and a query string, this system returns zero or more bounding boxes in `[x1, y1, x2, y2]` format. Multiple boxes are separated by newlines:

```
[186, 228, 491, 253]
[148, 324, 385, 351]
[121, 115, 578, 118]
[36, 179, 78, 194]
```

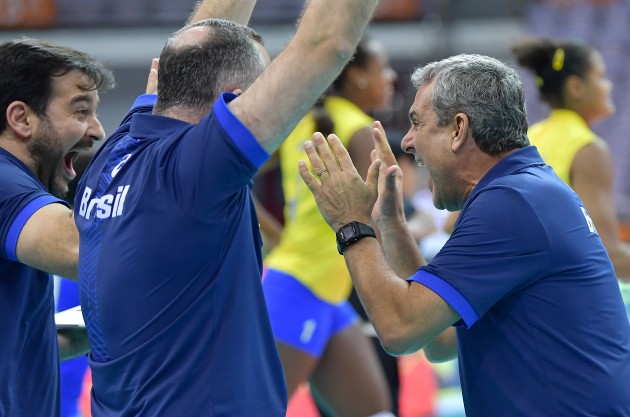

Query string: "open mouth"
[63, 151, 80, 179]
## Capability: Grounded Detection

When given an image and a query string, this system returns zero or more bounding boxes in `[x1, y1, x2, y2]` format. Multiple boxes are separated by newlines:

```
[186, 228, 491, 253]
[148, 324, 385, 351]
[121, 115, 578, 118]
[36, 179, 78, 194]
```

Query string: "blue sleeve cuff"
[5, 196, 68, 262]
[213, 92, 270, 169]
[130, 94, 157, 111]
[407, 269, 479, 328]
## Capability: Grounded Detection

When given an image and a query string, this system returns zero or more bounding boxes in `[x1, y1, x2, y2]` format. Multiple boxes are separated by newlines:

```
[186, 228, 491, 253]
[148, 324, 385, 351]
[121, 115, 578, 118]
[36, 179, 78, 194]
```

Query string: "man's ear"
[451, 113, 469, 152]
[6, 101, 35, 140]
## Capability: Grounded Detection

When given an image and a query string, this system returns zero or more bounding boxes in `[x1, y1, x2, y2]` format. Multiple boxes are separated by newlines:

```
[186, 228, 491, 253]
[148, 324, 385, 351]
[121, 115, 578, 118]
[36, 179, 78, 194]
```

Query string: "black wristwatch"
[336, 221, 376, 255]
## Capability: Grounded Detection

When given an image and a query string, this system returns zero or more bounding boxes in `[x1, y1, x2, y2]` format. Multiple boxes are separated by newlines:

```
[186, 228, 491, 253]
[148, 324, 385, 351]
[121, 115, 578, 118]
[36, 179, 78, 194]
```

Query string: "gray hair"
[154, 19, 267, 115]
[411, 54, 529, 155]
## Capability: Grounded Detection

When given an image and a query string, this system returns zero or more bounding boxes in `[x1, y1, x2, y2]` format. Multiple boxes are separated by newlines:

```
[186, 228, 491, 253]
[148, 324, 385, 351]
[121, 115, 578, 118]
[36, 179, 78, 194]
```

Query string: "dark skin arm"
[442, 210, 459, 235]
[572, 139, 630, 282]
[58, 327, 90, 361]
[348, 126, 376, 180]
[253, 194, 283, 249]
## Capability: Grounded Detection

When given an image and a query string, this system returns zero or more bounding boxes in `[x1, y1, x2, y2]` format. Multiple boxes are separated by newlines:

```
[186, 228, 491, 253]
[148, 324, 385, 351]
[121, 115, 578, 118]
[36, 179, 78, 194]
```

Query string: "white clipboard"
[54, 305, 85, 329]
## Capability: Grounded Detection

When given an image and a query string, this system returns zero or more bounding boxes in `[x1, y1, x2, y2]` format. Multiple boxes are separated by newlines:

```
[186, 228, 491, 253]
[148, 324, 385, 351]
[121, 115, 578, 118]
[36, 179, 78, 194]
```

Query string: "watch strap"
[336, 221, 376, 255]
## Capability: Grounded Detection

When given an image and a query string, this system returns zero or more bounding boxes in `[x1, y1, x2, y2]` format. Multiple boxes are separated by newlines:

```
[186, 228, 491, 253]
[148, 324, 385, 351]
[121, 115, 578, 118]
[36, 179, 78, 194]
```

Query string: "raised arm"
[188, 0, 257, 25]
[371, 122, 425, 277]
[229, 0, 379, 154]
[367, 124, 460, 358]
[299, 133, 459, 356]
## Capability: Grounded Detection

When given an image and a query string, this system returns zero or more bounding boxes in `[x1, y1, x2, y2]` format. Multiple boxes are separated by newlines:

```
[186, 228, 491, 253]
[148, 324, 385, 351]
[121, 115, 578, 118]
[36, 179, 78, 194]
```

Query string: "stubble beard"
[27, 116, 67, 199]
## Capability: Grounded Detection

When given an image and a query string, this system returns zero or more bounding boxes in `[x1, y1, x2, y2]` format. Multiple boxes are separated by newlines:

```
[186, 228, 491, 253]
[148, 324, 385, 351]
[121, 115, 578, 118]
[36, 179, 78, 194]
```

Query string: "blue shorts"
[263, 268, 358, 358]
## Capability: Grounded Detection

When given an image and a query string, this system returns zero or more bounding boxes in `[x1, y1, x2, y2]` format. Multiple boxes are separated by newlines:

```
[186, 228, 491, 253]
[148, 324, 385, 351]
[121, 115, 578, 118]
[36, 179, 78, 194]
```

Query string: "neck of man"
[154, 106, 208, 125]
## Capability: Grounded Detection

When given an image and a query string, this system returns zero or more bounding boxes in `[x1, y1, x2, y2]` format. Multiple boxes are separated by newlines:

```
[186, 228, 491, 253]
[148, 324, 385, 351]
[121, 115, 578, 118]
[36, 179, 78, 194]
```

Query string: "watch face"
[339, 223, 356, 241]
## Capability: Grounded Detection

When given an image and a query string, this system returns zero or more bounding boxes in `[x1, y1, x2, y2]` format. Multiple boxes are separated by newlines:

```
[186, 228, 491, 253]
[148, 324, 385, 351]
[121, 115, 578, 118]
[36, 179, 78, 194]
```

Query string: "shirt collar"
[128, 92, 240, 140]
[129, 113, 190, 140]
[0, 147, 46, 187]
[466, 146, 546, 203]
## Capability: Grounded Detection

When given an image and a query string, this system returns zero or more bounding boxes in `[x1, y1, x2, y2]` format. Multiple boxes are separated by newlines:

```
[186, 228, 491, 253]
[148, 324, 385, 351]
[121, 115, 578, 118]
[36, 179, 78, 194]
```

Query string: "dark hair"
[154, 19, 266, 115]
[0, 38, 114, 134]
[332, 37, 371, 91]
[313, 37, 373, 136]
[512, 38, 595, 108]
[411, 54, 529, 156]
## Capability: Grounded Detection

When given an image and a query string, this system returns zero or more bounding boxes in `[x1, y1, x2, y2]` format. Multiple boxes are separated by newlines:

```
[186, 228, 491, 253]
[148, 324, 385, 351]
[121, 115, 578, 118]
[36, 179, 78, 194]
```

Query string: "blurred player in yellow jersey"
[263, 37, 399, 417]
[514, 38, 630, 314]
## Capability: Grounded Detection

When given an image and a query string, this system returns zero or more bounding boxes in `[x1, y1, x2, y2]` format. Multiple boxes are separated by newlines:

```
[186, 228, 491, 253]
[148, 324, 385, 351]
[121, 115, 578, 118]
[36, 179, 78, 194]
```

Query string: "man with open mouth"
[0, 0, 258, 415]
[0, 37, 114, 417]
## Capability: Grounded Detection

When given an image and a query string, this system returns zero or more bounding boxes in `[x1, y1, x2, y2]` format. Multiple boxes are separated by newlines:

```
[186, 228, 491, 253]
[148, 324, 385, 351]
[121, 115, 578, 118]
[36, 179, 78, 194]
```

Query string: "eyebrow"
[71, 92, 97, 105]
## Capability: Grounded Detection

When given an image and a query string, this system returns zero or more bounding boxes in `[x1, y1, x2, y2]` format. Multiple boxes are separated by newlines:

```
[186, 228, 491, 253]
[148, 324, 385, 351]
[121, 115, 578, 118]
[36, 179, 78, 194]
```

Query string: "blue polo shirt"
[409, 146, 630, 416]
[75, 93, 287, 416]
[0, 148, 63, 417]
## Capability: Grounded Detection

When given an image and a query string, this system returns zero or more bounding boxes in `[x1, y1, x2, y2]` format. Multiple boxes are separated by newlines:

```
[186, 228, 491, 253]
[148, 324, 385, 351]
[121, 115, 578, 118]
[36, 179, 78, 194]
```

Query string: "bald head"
[154, 19, 267, 119]
[169, 26, 212, 49]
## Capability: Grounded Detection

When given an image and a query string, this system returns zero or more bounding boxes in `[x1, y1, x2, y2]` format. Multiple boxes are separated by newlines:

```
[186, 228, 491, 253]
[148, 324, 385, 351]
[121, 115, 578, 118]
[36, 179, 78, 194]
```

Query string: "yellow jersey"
[528, 109, 597, 187]
[264, 97, 373, 303]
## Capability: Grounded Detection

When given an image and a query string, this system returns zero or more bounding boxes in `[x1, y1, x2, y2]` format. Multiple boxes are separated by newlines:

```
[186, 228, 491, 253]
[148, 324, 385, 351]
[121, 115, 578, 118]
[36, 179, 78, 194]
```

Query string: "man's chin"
[432, 196, 446, 211]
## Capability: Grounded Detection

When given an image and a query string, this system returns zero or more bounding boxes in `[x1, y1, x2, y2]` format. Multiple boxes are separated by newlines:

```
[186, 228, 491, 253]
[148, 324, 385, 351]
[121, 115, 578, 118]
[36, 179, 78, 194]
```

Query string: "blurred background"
[2, 0, 629, 220]
[3, 0, 628, 416]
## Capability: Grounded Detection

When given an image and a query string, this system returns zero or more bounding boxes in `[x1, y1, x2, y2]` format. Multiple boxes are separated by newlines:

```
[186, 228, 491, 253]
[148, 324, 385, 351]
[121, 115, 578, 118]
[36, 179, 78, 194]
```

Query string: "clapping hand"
[298, 132, 380, 232]
[370, 121, 406, 226]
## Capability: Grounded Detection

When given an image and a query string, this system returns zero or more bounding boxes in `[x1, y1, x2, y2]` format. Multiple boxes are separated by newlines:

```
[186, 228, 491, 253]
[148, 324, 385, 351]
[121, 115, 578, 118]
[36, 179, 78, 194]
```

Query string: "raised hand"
[370, 121, 406, 226]
[371, 121, 398, 167]
[145, 58, 159, 95]
[299, 132, 380, 232]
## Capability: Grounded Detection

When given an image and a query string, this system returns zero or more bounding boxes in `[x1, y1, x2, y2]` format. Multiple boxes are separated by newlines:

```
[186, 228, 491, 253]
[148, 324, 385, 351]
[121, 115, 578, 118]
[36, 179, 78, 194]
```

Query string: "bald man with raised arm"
[0, 1, 260, 415]
[74, 0, 379, 415]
